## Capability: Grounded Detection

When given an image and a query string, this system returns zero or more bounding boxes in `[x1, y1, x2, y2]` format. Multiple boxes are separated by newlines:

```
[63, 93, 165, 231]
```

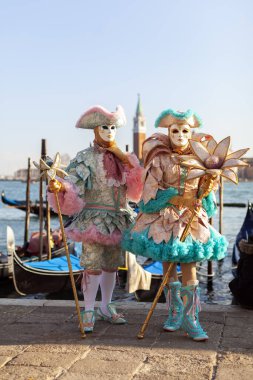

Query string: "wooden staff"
[24, 157, 31, 247]
[49, 180, 86, 338]
[219, 177, 224, 235]
[137, 262, 174, 339]
[207, 217, 213, 289]
[137, 175, 215, 339]
[34, 153, 85, 338]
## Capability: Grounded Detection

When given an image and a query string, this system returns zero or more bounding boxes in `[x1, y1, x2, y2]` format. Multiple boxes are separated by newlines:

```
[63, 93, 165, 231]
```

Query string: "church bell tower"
[133, 94, 146, 161]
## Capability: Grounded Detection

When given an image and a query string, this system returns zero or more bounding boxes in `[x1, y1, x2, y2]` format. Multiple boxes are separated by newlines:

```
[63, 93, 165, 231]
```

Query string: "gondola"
[231, 202, 253, 273]
[12, 250, 83, 296]
[1, 190, 56, 217]
[229, 202, 253, 308]
[0, 251, 12, 278]
[6, 226, 82, 295]
[1, 226, 75, 280]
[0, 226, 19, 279]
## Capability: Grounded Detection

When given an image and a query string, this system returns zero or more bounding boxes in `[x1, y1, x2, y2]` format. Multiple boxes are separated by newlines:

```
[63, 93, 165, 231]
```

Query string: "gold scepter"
[137, 136, 249, 339]
[34, 153, 86, 339]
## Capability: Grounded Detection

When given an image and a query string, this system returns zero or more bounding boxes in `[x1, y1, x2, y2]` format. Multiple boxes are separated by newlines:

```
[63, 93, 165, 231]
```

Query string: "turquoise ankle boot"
[163, 281, 184, 332]
[181, 282, 208, 341]
[80, 310, 95, 333]
[96, 303, 127, 324]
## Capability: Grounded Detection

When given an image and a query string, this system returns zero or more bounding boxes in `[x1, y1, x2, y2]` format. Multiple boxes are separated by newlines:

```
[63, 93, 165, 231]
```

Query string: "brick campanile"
[133, 94, 146, 161]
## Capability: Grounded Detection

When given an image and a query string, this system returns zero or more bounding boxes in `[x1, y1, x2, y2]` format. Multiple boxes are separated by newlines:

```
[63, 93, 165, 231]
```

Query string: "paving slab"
[226, 315, 253, 326]
[8, 351, 79, 369]
[133, 353, 214, 380]
[0, 345, 28, 356]
[68, 356, 142, 376]
[0, 299, 252, 380]
[220, 336, 253, 351]
[0, 356, 12, 368]
[24, 343, 91, 354]
[0, 364, 62, 380]
[59, 373, 130, 380]
[216, 352, 253, 380]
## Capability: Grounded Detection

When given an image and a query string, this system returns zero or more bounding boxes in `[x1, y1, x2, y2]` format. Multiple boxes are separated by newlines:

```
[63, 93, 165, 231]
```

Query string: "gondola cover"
[229, 203, 253, 308]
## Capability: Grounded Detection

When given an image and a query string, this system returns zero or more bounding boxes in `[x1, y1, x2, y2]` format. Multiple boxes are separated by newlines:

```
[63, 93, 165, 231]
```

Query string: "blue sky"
[1, 0, 253, 175]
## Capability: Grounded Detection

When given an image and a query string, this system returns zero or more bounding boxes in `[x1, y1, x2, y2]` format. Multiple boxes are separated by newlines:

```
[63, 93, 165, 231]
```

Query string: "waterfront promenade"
[0, 299, 252, 379]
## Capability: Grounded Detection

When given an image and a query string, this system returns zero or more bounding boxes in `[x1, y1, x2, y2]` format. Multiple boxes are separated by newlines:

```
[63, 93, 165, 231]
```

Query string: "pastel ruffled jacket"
[122, 133, 228, 263]
[48, 145, 143, 246]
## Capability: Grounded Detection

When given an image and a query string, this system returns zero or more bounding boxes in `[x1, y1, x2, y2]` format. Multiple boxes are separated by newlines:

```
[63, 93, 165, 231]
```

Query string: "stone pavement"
[0, 299, 252, 380]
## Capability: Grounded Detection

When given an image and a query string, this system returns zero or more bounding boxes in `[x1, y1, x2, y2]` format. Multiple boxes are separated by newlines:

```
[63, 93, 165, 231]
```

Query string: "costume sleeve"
[140, 154, 179, 212]
[142, 155, 162, 205]
[47, 177, 85, 216]
[125, 153, 144, 203]
[202, 191, 217, 218]
[47, 151, 90, 216]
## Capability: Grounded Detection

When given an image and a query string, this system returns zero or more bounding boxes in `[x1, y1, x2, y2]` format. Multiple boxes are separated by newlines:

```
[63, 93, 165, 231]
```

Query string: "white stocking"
[82, 272, 101, 311]
[100, 271, 116, 315]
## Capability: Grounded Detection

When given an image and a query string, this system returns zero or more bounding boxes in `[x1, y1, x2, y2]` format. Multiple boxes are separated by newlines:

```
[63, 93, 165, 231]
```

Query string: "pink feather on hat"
[75, 105, 126, 130]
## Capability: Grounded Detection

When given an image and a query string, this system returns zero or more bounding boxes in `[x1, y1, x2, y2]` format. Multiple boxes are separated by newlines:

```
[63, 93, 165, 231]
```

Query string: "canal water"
[0, 179, 252, 305]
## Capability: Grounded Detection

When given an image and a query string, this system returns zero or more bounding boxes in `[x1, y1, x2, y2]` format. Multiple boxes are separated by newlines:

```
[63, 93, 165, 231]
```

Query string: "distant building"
[13, 153, 71, 182]
[14, 168, 40, 182]
[0, 174, 14, 180]
[238, 158, 253, 181]
[133, 94, 146, 161]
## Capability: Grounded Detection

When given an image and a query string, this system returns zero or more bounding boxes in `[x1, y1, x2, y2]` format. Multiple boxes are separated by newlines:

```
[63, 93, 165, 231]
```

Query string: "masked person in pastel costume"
[48, 105, 143, 332]
[122, 109, 228, 341]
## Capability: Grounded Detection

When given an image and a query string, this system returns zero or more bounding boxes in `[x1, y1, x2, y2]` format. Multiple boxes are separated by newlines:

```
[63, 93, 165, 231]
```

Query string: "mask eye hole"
[171, 129, 179, 134]
[183, 129, 189, 134]
[110, 125, 116, 130]
[101, 125, 109, 130]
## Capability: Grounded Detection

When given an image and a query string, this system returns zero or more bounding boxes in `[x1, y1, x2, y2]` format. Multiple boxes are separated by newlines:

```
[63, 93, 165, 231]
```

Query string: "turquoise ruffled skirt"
[122, 226, 228, 263]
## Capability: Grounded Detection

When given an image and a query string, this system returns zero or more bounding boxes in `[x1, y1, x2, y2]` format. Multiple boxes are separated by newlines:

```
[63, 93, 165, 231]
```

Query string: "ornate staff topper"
[33, 152, 68, 181]
[182, 136, 249, 183]
[177, 136, 249, 242]
[33, 152, 85, 338]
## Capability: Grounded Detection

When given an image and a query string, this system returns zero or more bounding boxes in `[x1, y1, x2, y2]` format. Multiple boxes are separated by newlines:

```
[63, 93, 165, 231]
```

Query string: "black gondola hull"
[1, 191, 56, 217]
[13, 251, 82, 295]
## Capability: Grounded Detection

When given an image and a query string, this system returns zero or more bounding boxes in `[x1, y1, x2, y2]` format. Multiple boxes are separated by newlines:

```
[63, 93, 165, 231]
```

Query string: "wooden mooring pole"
[46, 178, 52, 260]
[39, 139, 46, 260]
[24, 157, 31, 247]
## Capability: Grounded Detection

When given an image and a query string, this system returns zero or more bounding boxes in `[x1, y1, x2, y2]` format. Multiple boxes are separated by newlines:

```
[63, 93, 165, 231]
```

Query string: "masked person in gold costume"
[123, 109, 229, 341]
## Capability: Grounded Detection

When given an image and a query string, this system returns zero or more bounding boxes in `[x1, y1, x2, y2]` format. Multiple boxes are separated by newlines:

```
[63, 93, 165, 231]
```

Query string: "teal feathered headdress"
[155, 109, 202, 129]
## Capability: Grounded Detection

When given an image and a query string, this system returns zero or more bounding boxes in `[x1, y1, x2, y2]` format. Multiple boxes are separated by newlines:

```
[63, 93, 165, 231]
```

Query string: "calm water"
[0, 179, 252, 304]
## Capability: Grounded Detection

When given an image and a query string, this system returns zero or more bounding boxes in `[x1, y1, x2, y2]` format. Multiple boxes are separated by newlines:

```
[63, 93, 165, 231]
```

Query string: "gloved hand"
[48, 179, 65, 193]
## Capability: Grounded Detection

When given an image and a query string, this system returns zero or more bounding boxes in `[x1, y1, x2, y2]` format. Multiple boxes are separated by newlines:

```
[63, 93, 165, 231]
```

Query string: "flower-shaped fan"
[182, 136, 249, 184]
[179, 137, 249, 242]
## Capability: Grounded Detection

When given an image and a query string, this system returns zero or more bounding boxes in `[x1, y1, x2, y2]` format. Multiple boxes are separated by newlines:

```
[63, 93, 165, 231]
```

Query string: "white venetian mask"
[98, 125, 117, 142]
[169, 124, 192, 148]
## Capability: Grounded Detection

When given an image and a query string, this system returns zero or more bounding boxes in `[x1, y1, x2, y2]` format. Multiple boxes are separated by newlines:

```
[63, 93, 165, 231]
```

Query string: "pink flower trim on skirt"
[65, 225, 122, 245]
